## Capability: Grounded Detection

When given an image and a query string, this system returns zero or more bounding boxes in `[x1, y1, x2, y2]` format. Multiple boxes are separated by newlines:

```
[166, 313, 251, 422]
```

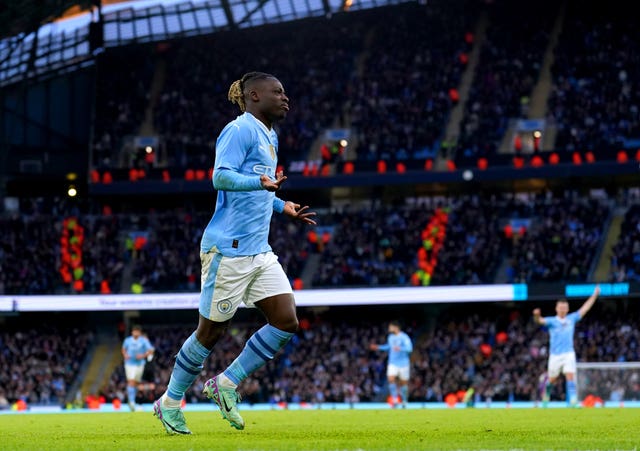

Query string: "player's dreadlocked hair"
[228, 71, 276, 112]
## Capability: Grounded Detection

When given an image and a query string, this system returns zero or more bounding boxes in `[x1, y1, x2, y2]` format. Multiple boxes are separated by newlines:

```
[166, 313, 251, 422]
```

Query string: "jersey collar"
[245, 111, 273, 134]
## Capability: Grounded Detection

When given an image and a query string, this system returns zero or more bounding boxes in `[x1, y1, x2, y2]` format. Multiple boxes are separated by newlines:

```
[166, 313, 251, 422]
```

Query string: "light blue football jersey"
[378, 331, 413, 367]
[201, 112, 285, 257]
[544, 311, 581, 355]
[122, 335, 153, 366]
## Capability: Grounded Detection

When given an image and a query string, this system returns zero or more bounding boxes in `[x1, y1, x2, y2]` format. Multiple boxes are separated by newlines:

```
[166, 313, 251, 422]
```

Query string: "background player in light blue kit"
[533, 284, 600, 406]
[121, 324, 154, 411]
[153, 71, 316, 434]
[370, 320, 414, 408]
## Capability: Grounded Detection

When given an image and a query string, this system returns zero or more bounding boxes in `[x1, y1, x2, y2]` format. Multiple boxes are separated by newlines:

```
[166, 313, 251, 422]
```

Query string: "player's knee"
[264, 308, 298, 333]
[271, 316, 298, 334]
[196, 322, 228, 349]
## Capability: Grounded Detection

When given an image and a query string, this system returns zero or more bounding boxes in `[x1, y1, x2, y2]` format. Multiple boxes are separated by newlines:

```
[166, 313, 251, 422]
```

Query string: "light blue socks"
[400, 385, 409, 404]
[388, 383, 398, 400]
[166, 332, 210, 401]
[127, 385, 136, 404]
[224, 324, 294, 385]
[566, 380, 577, 405]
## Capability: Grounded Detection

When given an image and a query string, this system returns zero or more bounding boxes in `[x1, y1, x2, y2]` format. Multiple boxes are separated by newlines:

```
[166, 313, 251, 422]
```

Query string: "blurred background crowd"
[1, 0, 640, 411]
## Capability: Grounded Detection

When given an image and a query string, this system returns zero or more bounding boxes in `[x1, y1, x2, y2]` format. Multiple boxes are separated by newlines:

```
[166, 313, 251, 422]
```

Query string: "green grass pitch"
[1, 408, 637, 450]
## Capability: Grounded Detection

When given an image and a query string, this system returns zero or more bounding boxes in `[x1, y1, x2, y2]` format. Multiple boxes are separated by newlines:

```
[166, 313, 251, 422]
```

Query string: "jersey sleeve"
[215, 121, 251, 172]
[214, 168, 263, 191]
[213, 121, 263, 191]
[569, 311, 581, 324]
[273, 197, 285, 213]
[402, 334, 413, 352]
[543, 316, 556, 329]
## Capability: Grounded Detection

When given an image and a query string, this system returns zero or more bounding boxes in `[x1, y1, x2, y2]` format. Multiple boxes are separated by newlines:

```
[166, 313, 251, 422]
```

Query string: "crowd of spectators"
[0, 197, 318, 295]
[91, 45, 155, 171]
[0, 199, 127, 295]
[101, 310, 389, 407]
[311, 201, 435, 287]
[89, 2, 475, 174]
[546, 1, 640, 153]
[123, 205, 314, 293]
[0, 189, 621, 295]
[504, 194, 611, 283]
[428, 196, 504, 285]
[131, 8, 365, 172]
[5, 0, 640, 414]
[454, 0, 556, 160]
[98, 301, 640, 408]
[85, 1, 640, 178]
[0, 209, 62, 294]
[0, 317, 93, 409]
[347, 1, 476, 164]
[312, 190, 611, 288]
[311, 194, 506, 288]
[608, 204, 640, 283]
[126, 209, 209, 293]
[4, 302, 636, 409]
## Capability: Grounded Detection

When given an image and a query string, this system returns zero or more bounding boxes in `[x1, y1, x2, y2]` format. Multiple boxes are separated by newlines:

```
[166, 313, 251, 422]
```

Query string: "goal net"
[576, 362, 640, 404]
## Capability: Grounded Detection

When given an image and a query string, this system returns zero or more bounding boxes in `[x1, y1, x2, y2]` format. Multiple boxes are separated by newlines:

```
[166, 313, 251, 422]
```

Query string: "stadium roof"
[0, 0, 409, 86]
[0, 1, 220, 40]
[0, 0, 402, 40]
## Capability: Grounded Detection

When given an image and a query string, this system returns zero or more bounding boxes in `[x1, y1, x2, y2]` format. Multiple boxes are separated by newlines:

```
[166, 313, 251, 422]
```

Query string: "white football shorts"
[199, 250, 293, 322]
[124, 363, 145, 382]
[387, 363, 410, 381]
[547, 351, 577, 378]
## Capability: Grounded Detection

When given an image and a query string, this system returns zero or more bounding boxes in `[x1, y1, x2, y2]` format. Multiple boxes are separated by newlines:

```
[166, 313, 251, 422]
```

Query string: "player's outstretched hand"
[284, 202, 317, 225]
[532, 308, 541, 317]
[261, 171, 287, 191]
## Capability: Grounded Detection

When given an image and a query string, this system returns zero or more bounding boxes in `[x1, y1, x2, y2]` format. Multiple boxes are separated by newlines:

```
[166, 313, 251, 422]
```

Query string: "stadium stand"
[608, 204, 640, 283]
[0, 314, 93, 408]
[453, 0, 558, 160]
[546, 2, 640, 153]
[95, 300, 640, 407]
[1, 0, 640, 411]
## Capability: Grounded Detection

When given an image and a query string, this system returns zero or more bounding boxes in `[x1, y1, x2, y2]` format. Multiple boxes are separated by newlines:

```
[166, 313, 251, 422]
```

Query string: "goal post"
[576, 362, 640, 404]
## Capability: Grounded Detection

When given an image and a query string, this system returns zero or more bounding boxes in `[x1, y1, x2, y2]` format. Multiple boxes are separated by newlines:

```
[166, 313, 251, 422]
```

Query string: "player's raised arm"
[578, 284, 600, 318]
[532, 308, 546, 325]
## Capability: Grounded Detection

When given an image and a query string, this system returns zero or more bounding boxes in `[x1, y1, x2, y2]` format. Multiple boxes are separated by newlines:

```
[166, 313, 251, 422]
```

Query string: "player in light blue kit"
[370, 320, 414, 408]
[122, 324, 154, 411]
[533, 284, 600, 407]
[154, 71, 316, 434]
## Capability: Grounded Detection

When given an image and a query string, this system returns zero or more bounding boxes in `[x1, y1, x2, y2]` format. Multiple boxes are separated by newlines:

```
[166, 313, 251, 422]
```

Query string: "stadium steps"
[117, 227, 138, 293]
[79, 335, 121, 398]
[438, 10, 488, 167]
[307, 25, 374, 163]
[139, 52, 167, 136]
[592, 205, 627, 282]
[119, 254, 135, 293]
[492, 251, 512, 284]
[64, 342, 97, 406]
[300, 253, 322, 288]
[497, 0, 566, 153]
[526, 0, 565, 120]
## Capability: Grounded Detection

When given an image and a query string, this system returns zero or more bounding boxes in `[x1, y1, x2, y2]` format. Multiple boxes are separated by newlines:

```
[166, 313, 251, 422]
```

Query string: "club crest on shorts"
[217, 300, 232, 314]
